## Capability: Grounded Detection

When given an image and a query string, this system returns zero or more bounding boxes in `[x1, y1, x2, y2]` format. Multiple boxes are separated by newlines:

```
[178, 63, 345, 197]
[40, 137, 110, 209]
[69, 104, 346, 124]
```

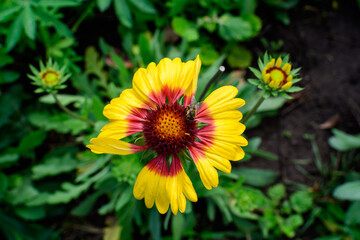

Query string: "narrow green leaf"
[247, 78, 259, 86]
[6, 12, 23, 52]
[249, 66, 262, 79]
[138, 33, 153, 65]
[232, 168, 279, 187]
[115, 186, 132, 211]
[345, 201, 360, 225]
[286, 86, 304, 93]
[22, 6, 36, 40]
[0, 5, 21, 22]
[18, 130, 47, 153]
[114, 0, 132, 28]
[15, 206, 46, 220]
[71, 190, 104, 216]
[172, 214, 185, 240]
[37, 0, 82, 7]
[97, 0, 113, 12]
[127, 0, 156, 14]
[34, 8, 73, 38]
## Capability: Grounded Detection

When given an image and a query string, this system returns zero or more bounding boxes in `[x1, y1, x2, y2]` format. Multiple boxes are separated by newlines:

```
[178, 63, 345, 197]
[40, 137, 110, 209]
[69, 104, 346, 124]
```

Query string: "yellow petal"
[275, 57, 282, 67]
[184, 55, 202, 105]
[263, 73, 270, 83]
[281, 81, 292, 90]
[200, 86, 245, 117]
[87, 137, 142, 155]
[282, 63, 291, 75]
[194, 156, 219, 190]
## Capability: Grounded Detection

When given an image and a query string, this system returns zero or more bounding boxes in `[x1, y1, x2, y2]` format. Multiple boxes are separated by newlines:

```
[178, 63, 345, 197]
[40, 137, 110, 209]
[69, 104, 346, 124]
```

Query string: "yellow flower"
[87, 56, 247, 214]
[262, 57, 293, 90]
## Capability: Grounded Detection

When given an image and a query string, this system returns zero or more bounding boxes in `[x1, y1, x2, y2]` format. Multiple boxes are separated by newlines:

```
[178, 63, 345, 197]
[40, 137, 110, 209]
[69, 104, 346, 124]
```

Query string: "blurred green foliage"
[1, 0, 359, 239]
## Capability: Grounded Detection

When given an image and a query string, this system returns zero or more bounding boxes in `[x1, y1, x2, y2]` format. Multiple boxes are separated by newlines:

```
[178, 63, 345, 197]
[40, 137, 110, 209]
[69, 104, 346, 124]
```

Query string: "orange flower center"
[143, 103, 197, 156]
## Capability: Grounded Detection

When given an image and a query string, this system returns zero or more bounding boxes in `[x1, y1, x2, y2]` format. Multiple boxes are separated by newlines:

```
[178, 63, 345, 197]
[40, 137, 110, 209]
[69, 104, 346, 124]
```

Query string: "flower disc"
[143, 103, 197, 155]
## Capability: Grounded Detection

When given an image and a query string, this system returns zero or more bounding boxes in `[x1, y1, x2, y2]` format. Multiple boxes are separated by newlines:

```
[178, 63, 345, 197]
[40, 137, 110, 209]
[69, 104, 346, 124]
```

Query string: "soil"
[244, 0, 360, 187]
[39, 1, 360, 239]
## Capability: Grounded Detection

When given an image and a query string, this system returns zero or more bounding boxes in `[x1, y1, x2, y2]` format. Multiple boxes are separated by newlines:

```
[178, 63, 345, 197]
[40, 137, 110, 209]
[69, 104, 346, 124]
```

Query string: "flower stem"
[52, 93, 95, 127]
[199, 66, 225, 101]
[241, 93, 265, 124]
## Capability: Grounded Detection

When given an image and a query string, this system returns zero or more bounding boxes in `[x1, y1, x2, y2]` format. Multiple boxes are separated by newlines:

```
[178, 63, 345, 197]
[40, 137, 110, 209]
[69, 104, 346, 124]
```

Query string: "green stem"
[199, 66, 225, 101]
[71, 1, 96, 32]
[52, 93, 95, 127]
[241, 93, 265, 124]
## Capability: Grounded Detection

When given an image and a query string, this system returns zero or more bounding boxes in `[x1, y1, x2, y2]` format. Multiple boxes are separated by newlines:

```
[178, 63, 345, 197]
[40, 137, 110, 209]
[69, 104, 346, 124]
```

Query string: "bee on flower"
[28, 59, 70, 94]
[248, 53, 303, 98]
[87, 55, 248, 215]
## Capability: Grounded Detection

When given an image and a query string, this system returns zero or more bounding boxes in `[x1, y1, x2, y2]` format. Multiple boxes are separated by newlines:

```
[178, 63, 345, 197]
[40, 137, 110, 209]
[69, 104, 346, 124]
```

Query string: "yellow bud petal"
[282, 81, 292, 90]
[268, 80, 276, 88]
[267, 59, 275, 68]
[263, 73, 270, 83]
[275, 57, 282, 68]
[286, 75, 293, 82]
[282, 63, 291, 75]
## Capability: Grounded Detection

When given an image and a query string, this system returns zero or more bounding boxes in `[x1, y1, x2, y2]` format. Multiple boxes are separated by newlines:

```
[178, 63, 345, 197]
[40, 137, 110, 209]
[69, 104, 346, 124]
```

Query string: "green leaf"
[345, 201, 360, 225]
[39, 94, 85, 107]
[172, 213, 185, 240]
[333, 181, 360, 201]
[47, 181, 92, 204]
[232, 168, 279, 187]
[0, 154, 19, 168]
[172, 17, 199, 42]
[114, 0, 132, 28]
[18, 130, 47, 153]
[15, 206, 46, 220]
[268, 184, 286, 203]
[0, 70, 20, 85]
[0, 172, 8, 199]
[127, 0, 156, 14]
[0, 5, 21, 22]
[71, 190, 104, 216]
[290, 191, 313, 213]
[37, 0, 82, 7]
[218, 14, 248, 41]
[138, 33, 153, 65]
[227, 45, 252, 68]
[247, 78, 260, 86]
[115, 186, 133, 211]
[97, 0, 113, 11]
[22, 6, 36, 40]
[329, 129, 360, 151]
[249, 66, 262, 79]
[6, 12, 23, 52]
[199, 44, 219, 66]
[258, 97, 285, 112]
[110, 53, 130, 88]
[31, 153, 78, 179]
[286, 86, 304, 93]
[149, 208, 161, 240]
[5, 179, 39, 205]
[34, 8, 73, 38]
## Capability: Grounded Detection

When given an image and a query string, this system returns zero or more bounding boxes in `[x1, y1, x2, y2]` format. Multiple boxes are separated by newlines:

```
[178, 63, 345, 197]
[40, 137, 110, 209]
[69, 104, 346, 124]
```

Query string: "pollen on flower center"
[143, 103, 197, 156]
